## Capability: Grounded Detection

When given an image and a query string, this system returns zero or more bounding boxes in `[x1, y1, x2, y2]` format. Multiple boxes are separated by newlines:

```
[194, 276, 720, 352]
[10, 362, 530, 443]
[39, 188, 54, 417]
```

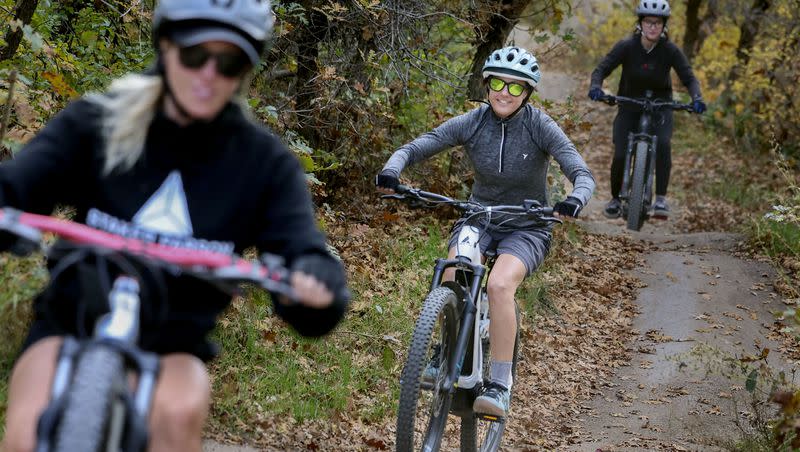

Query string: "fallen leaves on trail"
[501, 231, 646, 449]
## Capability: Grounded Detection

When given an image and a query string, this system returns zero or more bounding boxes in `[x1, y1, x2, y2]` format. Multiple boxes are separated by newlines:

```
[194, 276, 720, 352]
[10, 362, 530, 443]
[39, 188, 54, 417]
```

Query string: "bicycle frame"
[595, 91, 695, 230]
[0, 207, 295, 452]
[36, 276, 159, 452]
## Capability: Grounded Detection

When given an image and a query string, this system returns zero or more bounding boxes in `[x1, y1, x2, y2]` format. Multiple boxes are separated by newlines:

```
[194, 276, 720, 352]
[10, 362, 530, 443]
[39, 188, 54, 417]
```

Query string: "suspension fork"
[442, 265, 485, 393]
[621, 111, 655, 201]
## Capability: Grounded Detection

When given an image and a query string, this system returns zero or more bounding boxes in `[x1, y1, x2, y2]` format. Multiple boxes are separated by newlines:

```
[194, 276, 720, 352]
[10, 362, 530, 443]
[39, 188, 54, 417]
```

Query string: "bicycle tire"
[53, 345, 125, 452]
[396, 286, 460, 452]
[459, 302, 520, 452]
[627, 141, 650, 231]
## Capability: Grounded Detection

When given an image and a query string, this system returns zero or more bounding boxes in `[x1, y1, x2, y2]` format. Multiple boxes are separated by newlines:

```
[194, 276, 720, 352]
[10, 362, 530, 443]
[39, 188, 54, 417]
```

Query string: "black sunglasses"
[177, 44, 251, 78]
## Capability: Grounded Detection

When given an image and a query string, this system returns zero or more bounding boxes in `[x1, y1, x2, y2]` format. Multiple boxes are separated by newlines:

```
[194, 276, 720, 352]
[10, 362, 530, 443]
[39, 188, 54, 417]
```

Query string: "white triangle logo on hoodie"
[132, 170, 193, 236]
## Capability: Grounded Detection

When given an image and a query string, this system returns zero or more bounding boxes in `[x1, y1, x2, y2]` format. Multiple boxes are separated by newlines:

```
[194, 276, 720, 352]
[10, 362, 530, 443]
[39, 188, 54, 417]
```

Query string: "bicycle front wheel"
[396, 286, 460, 452]
[627, 141, 650, 231]
[459, 302, 520, 452]
[53, 345, 125, 452]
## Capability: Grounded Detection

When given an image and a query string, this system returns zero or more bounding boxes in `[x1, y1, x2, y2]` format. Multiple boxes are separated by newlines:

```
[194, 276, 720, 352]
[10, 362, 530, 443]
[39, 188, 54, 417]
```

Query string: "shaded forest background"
[1, 0, 798, 187]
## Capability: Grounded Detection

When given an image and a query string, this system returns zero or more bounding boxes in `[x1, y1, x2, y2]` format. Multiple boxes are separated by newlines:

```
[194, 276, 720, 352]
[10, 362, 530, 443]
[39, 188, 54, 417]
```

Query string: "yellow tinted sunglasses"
[488, 78, 527, 97]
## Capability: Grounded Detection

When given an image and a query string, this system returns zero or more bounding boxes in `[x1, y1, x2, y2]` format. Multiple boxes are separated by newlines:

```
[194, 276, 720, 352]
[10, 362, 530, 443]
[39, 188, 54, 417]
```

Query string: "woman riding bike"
[0, 1, 349, 451]
[589, 0, 706, 219]
[376, 46, 595, 418]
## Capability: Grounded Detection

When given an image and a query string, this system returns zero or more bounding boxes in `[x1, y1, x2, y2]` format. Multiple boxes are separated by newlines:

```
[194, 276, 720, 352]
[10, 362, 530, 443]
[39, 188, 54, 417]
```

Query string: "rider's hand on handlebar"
[284, 253, 348, 309]
[0, 230, 37, 257]
[553, 196, 583, 218]
[588, 87, 604, 101]
[692, 99, 707, 114]
[376, 172, 399, 194]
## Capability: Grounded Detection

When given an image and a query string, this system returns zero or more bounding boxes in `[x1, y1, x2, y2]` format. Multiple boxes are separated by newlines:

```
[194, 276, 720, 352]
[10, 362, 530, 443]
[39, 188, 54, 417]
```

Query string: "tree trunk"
[292, 0, 328, 148]
[467, 0, 532, 100]
[694, 0, 720, 59]
[0, 0, 40, 61]
[726, 0, 771, 93]
[682, 0, 702, 61]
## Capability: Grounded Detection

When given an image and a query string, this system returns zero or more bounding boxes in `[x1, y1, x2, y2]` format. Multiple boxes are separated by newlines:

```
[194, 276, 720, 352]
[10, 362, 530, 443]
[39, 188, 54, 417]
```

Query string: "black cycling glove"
[692, 99, 707, 114]
[0, 211, 38, 256]
[375, 172, 399, 191]
[291, 253, 350, 304]
[588, 87, 604, 101]
[274, 252, 350, 337]
[553, 196, 583, 218]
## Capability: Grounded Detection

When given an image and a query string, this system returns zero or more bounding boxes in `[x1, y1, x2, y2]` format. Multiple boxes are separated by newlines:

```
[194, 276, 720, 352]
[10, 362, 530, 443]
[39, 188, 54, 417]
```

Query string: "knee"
[158, 382, 209, 430]
[150, 362, 210, 446]
[2, 434, 35, 452]
[487, 276, 517, 300]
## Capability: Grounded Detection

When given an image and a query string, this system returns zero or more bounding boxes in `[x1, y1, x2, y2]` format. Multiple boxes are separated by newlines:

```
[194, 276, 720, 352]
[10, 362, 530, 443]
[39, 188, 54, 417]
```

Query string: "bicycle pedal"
[475, 413, 506, 423]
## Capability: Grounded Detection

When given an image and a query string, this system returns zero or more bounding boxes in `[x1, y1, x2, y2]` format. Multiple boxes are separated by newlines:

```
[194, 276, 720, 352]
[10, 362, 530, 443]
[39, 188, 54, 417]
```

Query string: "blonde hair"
[88, 67, 254, 175]
[87, 74, 164, 175]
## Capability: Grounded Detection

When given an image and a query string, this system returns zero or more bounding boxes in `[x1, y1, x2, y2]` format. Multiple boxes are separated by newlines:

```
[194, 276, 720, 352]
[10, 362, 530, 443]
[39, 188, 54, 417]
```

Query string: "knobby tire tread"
[53, 346, 125, 452]
[627, 142, 649, 231]
[396, 286, 459, 452]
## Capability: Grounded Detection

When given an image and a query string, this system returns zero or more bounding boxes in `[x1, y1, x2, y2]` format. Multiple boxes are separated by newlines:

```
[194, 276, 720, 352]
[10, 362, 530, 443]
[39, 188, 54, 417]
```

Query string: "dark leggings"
[610, 108, 674, 198]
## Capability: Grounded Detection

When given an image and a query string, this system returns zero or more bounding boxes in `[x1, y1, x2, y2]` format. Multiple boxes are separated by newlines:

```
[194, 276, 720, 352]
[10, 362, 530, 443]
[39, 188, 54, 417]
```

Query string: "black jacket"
[590, 34, 702, 103]
[0, 98, 347, 348]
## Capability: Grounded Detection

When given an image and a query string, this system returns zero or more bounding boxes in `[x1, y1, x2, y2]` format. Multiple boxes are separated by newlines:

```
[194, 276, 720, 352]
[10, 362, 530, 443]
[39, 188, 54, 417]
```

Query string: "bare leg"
[486, 254, 526, 362]
[2, 337, 63, 452]
[147, 353, 210, 452]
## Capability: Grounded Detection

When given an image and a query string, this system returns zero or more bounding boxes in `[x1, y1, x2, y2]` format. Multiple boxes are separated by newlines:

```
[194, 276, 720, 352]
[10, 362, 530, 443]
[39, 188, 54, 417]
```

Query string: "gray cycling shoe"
[603, 198, 622, 218]
[473, 382, 510, 417]
[652, 198, 670, 219]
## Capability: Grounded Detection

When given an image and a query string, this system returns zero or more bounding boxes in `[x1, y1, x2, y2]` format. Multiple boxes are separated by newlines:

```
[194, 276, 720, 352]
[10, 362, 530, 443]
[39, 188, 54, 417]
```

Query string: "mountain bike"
[594, 91, 695, 231]
[0, 207, 295, 452]
[383, 186, 560, 452]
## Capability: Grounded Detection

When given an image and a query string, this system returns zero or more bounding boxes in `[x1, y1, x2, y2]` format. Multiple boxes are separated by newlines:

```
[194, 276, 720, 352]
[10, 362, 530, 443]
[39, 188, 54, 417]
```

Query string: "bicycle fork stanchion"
[443, 265, 486, 393]
[35, 338, 83, 452]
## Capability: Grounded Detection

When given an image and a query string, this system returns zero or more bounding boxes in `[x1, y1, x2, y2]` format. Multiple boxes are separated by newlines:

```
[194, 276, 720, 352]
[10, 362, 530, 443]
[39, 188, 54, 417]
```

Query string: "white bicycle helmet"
[635, 0, 671, 18]
[153, 0, 274, 65]
[481, 46, 541, 88]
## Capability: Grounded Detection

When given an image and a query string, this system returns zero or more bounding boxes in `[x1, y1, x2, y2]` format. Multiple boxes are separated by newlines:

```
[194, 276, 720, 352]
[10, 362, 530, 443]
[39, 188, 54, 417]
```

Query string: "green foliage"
[0, 252, 48, 436]
[695, 1, 800, 158]
[750, 149, 800, 262]
[207, 221, 445, 434]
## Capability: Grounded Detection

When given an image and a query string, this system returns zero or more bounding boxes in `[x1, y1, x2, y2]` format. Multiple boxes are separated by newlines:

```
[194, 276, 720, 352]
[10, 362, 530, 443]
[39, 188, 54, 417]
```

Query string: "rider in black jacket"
[589, 0, 705, 219]
[0, 1, 349, 451]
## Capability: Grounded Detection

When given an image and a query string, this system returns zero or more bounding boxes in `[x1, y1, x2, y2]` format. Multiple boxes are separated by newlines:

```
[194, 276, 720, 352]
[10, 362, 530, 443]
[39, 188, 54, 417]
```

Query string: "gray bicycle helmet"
[153, 0, 274, 65]
[635, 0, 671, 18]
[482, 46, 541, 88]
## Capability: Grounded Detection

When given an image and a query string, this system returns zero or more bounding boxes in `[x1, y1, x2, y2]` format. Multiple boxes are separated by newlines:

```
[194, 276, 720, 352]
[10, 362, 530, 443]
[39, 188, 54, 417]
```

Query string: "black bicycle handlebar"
[595, 94, 695, 113]
[383, 184, 562, 224]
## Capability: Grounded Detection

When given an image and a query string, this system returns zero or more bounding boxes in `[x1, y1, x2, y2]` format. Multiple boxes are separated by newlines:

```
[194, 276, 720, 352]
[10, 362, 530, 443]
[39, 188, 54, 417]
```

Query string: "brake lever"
[540, 216, 563, 224]
[380, 193, 406, 200]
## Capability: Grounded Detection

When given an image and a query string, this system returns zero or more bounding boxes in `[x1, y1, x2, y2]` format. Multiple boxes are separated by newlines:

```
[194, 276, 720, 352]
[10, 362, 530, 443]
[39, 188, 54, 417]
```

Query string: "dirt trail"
[568, 220, 786, 450]
[540, 68, 791, 449]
